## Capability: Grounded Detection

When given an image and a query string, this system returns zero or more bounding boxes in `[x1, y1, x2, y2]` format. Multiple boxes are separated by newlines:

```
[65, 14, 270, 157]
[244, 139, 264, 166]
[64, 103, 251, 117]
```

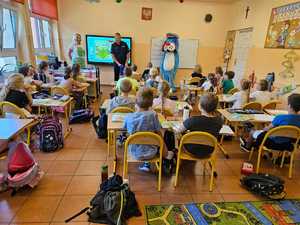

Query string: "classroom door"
[232, 28, 253, 88]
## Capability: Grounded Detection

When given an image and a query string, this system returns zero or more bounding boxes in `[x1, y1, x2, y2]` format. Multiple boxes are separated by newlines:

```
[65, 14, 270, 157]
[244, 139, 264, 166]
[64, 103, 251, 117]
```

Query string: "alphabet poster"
[265, 1, 300, 49]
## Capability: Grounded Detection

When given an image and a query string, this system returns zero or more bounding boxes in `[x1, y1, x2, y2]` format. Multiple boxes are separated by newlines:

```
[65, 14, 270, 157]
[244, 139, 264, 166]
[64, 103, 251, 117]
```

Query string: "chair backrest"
[51, 86, 68, 96]
[125, 132, 163, 147]
[243, 102, 263, 111]
[111, 106, 134, 113]
[228, 88, 239, 95]
[153, 107, 173, 117]
[179, 131, 218, 156]
[188, 77, 201, 85]
[261, 126, 300, 151]
[0, 101, 27, 118]
[263, 101, 279, 110]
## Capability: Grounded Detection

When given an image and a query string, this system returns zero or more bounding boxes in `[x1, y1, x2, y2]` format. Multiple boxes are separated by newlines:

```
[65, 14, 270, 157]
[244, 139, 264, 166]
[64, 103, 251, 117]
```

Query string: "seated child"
[19, 65, 42, 91]
[145, 68, 159, 89]
[116, 67, 139, 95]
[72, 63, 86, 82]
[153, 80, 177, 115]
[175, 93, 223, 157]
[131, 64, 141, 81]
[201, 73, 216, 92]
[34, 61, 53, 84]
[240, 93, 300, 152]
[221, 71, 235, 94]
[191, 64, 204, 78]
[59, 67, 84, 93]
[0, 73, 32, 113]
[215, 66, 223, 86]
[123, 88, 174, 172]
[226, 79, 251, 109]
[142, 62, 153, 81]
[250, 79, 274, 105]
[107, 79, 135, 113]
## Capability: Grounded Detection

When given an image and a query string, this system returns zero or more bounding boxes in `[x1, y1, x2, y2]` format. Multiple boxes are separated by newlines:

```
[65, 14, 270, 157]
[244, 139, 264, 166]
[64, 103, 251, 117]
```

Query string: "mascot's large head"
[162, 33, 179, 53]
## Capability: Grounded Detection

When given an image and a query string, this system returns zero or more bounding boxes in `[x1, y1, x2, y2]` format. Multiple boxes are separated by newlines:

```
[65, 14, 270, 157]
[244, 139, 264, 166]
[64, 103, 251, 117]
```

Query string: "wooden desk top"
[218, 109, 274, 123]
[218, 94, 232, 103]
[265, 109, 288, 116]
[32, 97, 73, 107]
[0, 119, 34, 140]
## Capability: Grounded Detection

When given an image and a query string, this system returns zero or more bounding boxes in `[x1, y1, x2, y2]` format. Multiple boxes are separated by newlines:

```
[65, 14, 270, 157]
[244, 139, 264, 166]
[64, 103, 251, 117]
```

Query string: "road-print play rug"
[145, 200, 300, 225]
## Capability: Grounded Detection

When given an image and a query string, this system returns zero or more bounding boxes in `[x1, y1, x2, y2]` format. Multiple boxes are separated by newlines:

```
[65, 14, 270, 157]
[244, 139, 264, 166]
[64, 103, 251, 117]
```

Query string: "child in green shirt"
[221, 71, 235, 94]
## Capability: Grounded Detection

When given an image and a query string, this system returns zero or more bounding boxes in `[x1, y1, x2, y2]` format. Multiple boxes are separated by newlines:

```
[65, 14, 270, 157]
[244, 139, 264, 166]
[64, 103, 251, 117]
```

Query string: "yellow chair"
[0, 101, 33, 145]
[0, 101, 27, 118]
[123, 132, 164, 191]
[263, 101, 279, 110]
[243, 102, 263, 111]
[174, 132, 218, 192]
[249, 126, 300, 178]
[51, 86, 69, 96]
[228, 88, 239, 95]
[188, 77, 201, 85]
[111, 107, 134, 113]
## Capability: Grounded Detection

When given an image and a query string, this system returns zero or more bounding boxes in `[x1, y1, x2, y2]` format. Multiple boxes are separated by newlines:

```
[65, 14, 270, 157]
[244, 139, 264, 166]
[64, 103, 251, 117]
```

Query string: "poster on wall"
[265, 1, 300, 49]
[223, 30, 236, 63]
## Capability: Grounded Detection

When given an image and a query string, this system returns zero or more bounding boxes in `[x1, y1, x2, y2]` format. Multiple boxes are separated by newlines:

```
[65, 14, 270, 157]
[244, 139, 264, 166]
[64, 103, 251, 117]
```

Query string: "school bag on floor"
[65, 175, 141, 225]
[92, 108, 108, 139]
[6, 141, 44, 192]
[39, 116, 64, 152]
[69, 108, 94, 124]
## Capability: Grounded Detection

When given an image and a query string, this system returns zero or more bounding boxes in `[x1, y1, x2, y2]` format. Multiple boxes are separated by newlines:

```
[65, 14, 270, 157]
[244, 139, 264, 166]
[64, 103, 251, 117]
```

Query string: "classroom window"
[30, 16, 54, 52]
[0, 6, 18, 75]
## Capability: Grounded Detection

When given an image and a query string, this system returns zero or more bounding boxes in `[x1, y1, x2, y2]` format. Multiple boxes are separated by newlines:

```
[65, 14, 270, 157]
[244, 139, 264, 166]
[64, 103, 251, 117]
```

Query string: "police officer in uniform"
[110, 33, 130, 81]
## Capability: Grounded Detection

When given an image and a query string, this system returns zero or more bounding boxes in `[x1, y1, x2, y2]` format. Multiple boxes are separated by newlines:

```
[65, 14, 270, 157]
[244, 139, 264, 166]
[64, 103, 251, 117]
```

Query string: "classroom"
[1, 0, 300, 224]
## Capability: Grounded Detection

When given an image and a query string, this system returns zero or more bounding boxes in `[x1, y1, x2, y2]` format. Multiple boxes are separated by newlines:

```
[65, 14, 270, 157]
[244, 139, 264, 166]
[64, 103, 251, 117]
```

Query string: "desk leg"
[63, 102, 72, 139]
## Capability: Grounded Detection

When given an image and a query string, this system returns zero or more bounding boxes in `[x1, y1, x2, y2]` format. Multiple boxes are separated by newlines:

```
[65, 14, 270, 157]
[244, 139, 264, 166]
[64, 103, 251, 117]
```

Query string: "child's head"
[149, 67, 158, 79]
[158, 80, 170, 97]
[147, 62, 153, 68]
[241, 79, 251, 91]
[132, 64, 137, 72]
[257, 79, 268, 91]
[39, 61, 49, 73]
[224, 71, 234, 80]
[28, 65, 36, 76]
[199, 93, 219, 114]
[136, 88, 154, 110]
[18, 65, 30, 77]
[194, 64, 202, 73]
[124, 67, 132, 77]
[288, 93, 300, 113]
[64, 67, 73, 80]
[215, 66, 223, 76]
[0, 73, 25, 101]
[72, 63, 81, 76]
[120, 79, 132, 94]
[208, 73, 217, 87]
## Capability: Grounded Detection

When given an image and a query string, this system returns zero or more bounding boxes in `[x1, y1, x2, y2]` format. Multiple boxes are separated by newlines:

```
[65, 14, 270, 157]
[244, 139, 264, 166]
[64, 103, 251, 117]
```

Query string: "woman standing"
[68, 33, 86, 68]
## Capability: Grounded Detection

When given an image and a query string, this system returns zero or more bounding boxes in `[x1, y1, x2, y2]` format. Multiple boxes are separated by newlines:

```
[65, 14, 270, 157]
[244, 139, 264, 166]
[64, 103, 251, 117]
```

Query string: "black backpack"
[65, 175, 141, 225]
[92, 108, 108, 139]
[69, 109, 94, 124]
[241, 173, 286, 200]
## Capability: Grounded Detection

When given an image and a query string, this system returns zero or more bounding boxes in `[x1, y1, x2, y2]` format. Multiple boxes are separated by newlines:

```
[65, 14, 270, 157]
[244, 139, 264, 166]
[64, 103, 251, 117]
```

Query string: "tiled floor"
[1, 85, 300, 225]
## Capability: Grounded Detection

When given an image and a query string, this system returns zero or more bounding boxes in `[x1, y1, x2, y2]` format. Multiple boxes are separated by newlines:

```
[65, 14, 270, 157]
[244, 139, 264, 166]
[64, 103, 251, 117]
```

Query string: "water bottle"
[183, 105, 190, 121]
[101, 165, 108, 183]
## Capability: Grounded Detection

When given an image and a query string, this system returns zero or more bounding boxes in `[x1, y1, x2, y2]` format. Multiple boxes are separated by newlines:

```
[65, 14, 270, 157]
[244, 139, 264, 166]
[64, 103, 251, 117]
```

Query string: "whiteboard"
[150, 37, 199, 69]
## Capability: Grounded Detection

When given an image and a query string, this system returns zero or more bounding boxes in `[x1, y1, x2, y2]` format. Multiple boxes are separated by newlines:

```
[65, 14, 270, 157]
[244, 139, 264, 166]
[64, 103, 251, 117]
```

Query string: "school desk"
[265, 109, 288, 116]
[32, 98, 73, 138]
[0, 118, 34, 140]
[107, 113, 234, 172]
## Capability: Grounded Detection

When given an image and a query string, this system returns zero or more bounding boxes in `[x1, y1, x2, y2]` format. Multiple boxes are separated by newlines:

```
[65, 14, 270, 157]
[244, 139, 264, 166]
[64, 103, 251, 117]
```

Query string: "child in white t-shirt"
[250, 79, 274, 105]
[201, 73, 216, 92]
[227, 80, 251, 109]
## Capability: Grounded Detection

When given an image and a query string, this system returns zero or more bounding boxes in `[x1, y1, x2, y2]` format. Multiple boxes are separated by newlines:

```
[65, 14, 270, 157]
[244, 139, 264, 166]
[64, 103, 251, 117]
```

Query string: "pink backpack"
[7, 142, 44, 189]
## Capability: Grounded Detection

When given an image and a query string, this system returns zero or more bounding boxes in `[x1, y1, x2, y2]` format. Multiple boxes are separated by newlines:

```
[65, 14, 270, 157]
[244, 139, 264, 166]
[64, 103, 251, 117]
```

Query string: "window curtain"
[31, 0, 58, 20]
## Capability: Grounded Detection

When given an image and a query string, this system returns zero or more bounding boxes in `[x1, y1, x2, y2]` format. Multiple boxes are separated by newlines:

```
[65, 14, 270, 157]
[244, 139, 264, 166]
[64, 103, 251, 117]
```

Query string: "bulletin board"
[265, 1, 300, 49]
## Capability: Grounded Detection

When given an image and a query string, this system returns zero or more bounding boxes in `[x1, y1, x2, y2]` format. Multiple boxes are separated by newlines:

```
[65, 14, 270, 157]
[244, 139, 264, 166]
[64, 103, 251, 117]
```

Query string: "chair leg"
[209, 160, 215, 192]
[289, 153, 294, 179]
[107, 131, 111, 156]
[123, 154, 128, 179]
[158, 160, 162, 192]
[248, 147, 254, 161]
[280, 151, 286, 168]
[174, 157, 181, 187]
[27, 128, 31, 145]
[256, 148, 263, 173]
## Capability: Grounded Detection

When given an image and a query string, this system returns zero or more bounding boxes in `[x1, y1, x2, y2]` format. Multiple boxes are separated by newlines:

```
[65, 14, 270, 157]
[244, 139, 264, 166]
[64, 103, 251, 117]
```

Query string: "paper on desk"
[252, 114, 274, 122]
[161, 120, 182, 129]
[111, 113, 129, 122]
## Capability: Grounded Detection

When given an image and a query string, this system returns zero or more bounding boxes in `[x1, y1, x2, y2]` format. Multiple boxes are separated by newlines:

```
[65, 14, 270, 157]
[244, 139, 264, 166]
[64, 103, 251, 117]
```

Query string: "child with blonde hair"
[145, 67, 159, 89]
[153, 80, 176, 115]
[227, 79, 251, 109]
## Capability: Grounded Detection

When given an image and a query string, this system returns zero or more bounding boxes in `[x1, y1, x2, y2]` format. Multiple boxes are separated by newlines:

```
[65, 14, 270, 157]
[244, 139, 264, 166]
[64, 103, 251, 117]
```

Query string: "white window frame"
[30, 15, 55, 56]
[0, 2, 19, 74]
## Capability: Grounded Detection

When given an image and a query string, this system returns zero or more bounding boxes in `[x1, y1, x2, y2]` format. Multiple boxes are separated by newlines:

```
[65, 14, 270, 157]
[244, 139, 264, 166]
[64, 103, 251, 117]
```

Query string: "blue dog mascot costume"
[160, 33, 179, 92]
